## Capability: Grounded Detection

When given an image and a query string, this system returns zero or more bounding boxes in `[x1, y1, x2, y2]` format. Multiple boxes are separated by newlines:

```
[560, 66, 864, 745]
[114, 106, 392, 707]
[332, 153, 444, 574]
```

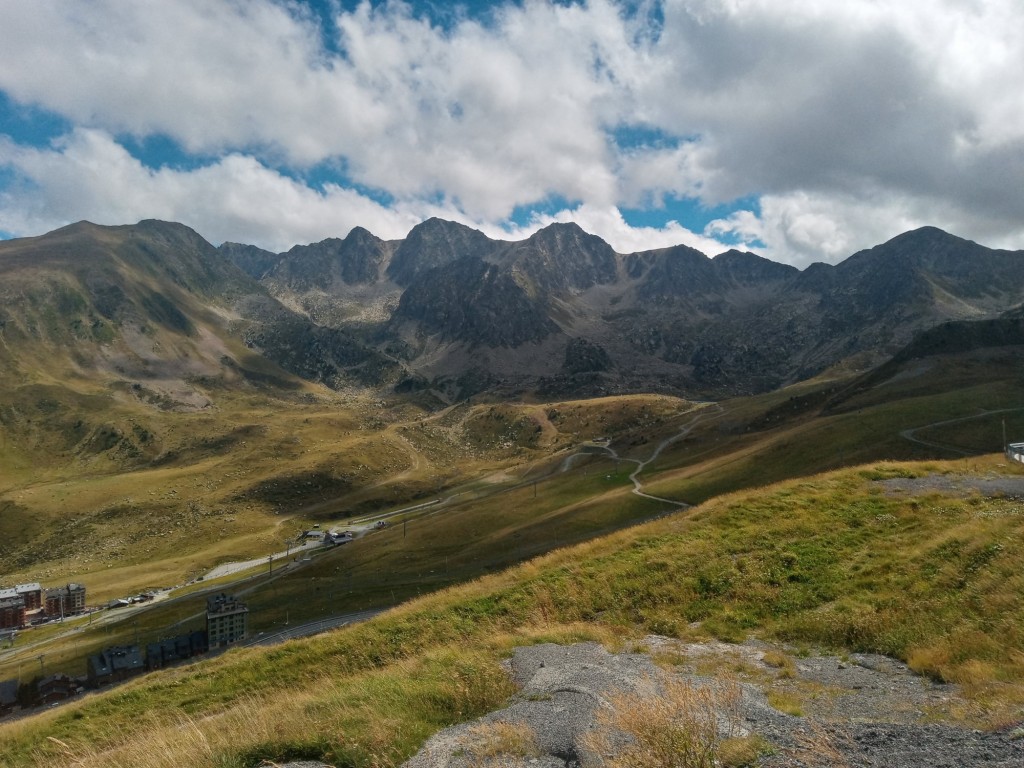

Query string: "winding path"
[201, 404, 724, 581]
[899, 406, 1024, 456]
[586, 403, 724, 508]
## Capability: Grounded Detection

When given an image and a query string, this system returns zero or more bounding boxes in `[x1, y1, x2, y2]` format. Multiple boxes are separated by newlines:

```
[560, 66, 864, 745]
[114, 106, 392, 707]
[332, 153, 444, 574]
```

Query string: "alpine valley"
[3, 218, 1024, 767]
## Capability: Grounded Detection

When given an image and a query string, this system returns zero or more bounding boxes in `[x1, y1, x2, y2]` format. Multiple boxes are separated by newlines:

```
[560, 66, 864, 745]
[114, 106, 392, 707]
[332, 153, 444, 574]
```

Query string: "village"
[0, 516, 379, 720]
[1, 505, 399, 719]
[0, 584, 251, 718]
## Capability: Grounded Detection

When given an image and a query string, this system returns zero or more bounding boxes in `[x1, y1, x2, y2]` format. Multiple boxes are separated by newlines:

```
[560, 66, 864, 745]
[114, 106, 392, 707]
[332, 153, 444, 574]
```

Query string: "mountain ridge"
[3, 218, 1023, 403]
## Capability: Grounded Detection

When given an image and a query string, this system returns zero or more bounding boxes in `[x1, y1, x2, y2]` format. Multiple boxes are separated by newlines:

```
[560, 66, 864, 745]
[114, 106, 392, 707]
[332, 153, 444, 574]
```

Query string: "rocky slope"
[398, 640, 1024, 768]
[0, 220, 402, 467]
[3, 217, 1022, 408]
[220, 220, 1024, 400]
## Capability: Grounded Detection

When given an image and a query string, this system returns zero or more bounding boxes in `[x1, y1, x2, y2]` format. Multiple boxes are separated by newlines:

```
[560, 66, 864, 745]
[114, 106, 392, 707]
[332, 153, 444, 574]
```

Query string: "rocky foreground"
[279, 636, 1024, 767]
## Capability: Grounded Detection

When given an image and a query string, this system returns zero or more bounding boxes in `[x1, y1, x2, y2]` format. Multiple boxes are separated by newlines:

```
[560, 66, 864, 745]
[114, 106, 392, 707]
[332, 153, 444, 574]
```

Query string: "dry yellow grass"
[4, 458, 1024, 766]
[582, 676, 749, 768]
[3, 391, 694, 598]
[761, 649, 797, 679]
[464, 720, 541, 762]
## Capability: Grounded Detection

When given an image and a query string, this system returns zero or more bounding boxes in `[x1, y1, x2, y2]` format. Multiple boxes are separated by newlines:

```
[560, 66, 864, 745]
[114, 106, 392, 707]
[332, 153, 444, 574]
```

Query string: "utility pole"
[1003, 419, 1008, 454]
[268, 554, 273, 575]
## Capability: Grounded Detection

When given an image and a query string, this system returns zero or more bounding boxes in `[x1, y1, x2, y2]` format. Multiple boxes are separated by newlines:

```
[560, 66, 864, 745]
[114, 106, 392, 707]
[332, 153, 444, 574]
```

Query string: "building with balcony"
[206, 593, 248, 647]
[15, 583, 42, 611]
[45, 583, 86, 618]
[0, 591, 26, 629]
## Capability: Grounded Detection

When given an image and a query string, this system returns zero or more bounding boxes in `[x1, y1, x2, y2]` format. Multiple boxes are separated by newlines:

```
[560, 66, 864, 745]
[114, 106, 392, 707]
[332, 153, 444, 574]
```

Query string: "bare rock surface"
[402, 642, 662, 768]
[396, 638, 1024, 768]
[879, 473, 1024, 499]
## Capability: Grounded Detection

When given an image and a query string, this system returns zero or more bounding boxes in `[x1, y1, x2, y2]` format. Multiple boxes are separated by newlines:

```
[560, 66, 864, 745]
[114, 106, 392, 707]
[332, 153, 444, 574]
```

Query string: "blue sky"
[1, 0, 1023, 266]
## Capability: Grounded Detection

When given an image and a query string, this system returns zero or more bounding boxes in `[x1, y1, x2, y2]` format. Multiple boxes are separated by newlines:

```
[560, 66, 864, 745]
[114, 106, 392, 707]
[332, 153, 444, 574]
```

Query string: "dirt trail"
[586, 403, 724, 508]
[388, 429, 424, 481]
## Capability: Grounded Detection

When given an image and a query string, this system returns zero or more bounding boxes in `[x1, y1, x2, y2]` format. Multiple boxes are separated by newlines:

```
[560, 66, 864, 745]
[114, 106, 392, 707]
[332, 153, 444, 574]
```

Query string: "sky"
[0, 0, 1022, 267]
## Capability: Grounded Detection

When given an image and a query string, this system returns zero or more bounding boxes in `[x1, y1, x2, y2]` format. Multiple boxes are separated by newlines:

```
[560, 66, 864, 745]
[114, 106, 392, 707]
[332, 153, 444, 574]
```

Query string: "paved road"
[203, 539, 325, 581]
[203, 404, 724, 582]
[240, 608, 385, 647]
[203, 498, 443, 581]
[899, 406, 1024, 456]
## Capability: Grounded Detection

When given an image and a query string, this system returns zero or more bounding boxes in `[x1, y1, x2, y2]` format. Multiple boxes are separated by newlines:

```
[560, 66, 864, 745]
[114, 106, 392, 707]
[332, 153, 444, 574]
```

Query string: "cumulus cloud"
[491, 202, 747, 256]
[0, 128, 425, 251]
[0, 128, 733, 255]
[0, 0, 1022, 264]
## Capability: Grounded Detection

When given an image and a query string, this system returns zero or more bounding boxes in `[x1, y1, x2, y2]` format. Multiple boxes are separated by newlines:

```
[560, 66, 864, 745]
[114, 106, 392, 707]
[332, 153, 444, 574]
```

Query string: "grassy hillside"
[635, 344, 1024, 505]
[0, 391, 698, 685]
[6, 336, 1024, 690]
[0, 392, 692, 594]
[2, 455, 1023, 767]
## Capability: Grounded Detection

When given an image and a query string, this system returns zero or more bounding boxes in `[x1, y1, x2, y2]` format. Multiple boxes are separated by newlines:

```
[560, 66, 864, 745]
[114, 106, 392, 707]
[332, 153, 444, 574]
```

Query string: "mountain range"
[2, 218, 1024, 409]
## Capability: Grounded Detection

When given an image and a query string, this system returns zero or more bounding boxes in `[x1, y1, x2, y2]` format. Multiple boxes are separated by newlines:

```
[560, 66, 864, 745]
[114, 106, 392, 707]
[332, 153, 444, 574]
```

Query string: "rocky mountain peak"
[711, 249, 799, 283]
[132, 218, 210, 243]
[635, 244, 725, 299]
[387, 218, 495, 286]
[342, 225, 386, 248]
[393, 255, 555, 347]
[219, 241, 280, 280]
[505, 221, 618, 293]
[268, 228, 391, 290]
[831, 225, 1024, 307]
[10, 216, 1024, 402]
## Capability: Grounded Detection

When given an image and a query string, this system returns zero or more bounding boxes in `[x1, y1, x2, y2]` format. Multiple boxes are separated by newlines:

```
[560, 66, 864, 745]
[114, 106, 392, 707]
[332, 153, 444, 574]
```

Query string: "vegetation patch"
[3, 460, 1024, 767]
[582, 676, 750, 768]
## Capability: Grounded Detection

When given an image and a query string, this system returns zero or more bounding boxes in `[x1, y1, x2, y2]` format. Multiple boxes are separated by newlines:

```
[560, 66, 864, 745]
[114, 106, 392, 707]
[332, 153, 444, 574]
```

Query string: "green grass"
[639, 371, 1024, 505]
[7, 347, 1024, 688]
[6, 346, 1024, 765]
[3, 457, 1024, 767]
[0, 453, 663, 681]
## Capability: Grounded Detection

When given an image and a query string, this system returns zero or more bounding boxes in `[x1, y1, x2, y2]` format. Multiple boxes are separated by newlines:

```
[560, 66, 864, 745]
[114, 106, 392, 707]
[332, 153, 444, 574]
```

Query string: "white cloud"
[490, 202, 745, 256]
[0, 0, 1022, 263]
[0, 128, 425, 251]
[708, 186, 1024, 268]
[0, 127, 733, 257]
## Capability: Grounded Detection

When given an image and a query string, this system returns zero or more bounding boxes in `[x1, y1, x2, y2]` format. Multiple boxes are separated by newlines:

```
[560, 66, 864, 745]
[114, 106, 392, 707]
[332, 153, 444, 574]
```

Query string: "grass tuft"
[582, 676, 744, 768]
